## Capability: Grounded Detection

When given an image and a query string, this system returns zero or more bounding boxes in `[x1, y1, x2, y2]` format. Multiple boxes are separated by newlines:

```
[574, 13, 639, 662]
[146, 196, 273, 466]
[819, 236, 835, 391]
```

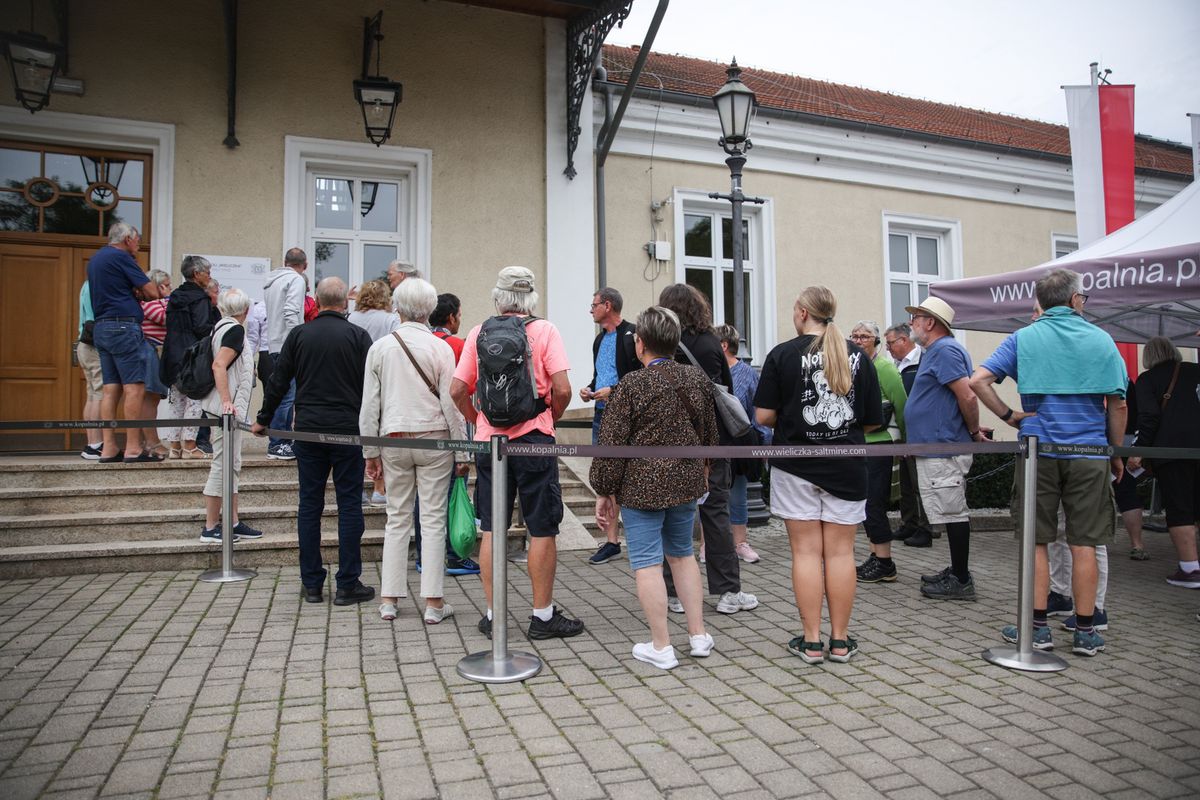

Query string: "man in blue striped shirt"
[970, 268, 1127, 657]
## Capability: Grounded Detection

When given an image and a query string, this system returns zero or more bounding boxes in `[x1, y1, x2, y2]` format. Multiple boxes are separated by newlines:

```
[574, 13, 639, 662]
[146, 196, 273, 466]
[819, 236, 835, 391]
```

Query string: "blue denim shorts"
[729, 474, 749, 525]
[94, 319, 147, 386]
[141, 341, 169, 396]
[622, 501, 697, 570]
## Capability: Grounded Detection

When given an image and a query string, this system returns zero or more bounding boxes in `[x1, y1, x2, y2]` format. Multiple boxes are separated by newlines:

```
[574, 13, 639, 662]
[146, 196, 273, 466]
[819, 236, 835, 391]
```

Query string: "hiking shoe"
[80, 444, 102, 460]
[735, 541, 760, 563]
[828, 637, 859, 663]
[858, 557, 897, 583]
[199, 526, 238, 544]
[423, 604, 454, 625]
[1001, 624, 1053, 650]
[333, 582, 375, 606]
[716, 591, 759, 614]
[667, 596, 684, 614]
[689, 633, 715, 657]
[303, 585, 323, 603]
[231, 521, 263, 539]
[892, 526, 916, 541]
[1046, 590, 1074, 617]
[1165, 568, 1200, 589]
[631, 642, 678, 670]
[267, 443, 296, 460]
[446, 557, 480, 575]
[588, 541, 622, 565]
[1061, 609, 1108, 632]
[478, 615, 492, 639]
[920, 573, 976, 601]
[1072, 628, 1106, 656]
[920, 566, 952, 584]
[903, 529, 933, 548]
[1129, 548, 1149, 561]
[856, 554, 878, 579]
[528, 609, 585, 640]
[787, 637, 824, 664]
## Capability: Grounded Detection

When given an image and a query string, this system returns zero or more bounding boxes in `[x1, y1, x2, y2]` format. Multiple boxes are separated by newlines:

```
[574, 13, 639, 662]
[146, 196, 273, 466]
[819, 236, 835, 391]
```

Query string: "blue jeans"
[729, 474, 749, 526]
[622, 502, 697, 571]
[294, 439, 365, 590]
[93, 319, 146, 385]
[591, 406, 605, 444]
[269, 368, 295, 449]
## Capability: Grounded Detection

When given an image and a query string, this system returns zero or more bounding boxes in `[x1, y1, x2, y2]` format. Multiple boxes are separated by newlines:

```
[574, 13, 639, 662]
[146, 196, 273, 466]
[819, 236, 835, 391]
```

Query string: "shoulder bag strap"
[392, 331, 438, 397]
[1161, 362, 1181, 410]
[676, 340, 703, 370]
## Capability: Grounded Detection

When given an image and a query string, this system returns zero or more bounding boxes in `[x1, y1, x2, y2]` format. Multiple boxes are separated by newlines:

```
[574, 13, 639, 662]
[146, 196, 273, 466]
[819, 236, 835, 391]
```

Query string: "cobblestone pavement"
[1, 520, 1198, 800]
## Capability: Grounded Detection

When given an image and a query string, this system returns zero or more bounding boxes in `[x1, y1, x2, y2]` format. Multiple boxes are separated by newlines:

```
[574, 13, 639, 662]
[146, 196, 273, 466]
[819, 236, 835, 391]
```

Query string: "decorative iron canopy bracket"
[564, 0, 632, 179]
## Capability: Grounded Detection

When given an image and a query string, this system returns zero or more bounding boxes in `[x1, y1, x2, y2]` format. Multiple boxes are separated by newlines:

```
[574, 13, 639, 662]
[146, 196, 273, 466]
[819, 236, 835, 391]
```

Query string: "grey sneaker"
[920, 573, 976, 601]
[1001, 624, 1053, 650]
[716, 591, 759, 614]
[1072, 628, 1106, 656]
[667, 596, 684, 614]
[267, 443, 296, 460]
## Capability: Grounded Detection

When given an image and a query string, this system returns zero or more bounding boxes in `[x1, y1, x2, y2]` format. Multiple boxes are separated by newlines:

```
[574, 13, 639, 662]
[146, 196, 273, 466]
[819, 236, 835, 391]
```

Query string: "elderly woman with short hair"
[360, 278, 470, 624]
[591, 306, 719, 670]
[348, 279, 402, 342]
[198, 287, 262, 544]
[162, 255, 220, 459]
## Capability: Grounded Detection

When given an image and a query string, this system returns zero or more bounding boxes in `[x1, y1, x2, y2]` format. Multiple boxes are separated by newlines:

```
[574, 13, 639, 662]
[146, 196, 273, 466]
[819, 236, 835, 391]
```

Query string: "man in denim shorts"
[87, 222, 164, 462]
[451, 266, 584, 641]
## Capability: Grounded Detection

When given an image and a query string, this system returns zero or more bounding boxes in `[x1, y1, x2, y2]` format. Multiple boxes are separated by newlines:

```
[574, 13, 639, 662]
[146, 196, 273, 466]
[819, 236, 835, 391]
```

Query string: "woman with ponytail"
[754, 286, 883, 664]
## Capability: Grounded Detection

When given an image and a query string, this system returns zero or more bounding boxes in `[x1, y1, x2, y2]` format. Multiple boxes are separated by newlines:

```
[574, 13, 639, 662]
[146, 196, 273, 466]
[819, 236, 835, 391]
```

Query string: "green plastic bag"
[448, 476, 477, 560]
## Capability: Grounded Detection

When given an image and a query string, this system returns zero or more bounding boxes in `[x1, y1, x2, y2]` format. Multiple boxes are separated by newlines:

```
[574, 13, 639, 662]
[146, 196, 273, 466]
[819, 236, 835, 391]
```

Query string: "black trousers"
[664, 458, 741, 597]
[864, 456, 894, 545]
[898, 455, 930, 532]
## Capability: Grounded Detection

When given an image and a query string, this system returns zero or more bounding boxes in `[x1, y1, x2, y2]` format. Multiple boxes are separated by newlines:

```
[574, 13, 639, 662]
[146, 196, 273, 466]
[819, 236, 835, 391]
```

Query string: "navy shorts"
[94, 319, 147, 386]
[474, 431, 563, 537]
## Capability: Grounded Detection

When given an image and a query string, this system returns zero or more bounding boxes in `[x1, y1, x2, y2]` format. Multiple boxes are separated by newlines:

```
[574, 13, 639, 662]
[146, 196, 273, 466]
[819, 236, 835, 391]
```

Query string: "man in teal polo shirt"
[970, 268, 1127, 657]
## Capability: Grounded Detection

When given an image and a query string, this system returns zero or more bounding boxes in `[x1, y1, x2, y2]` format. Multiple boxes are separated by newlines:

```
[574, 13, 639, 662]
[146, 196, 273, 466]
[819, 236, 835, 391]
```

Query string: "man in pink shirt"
[450, 266, 583, 641]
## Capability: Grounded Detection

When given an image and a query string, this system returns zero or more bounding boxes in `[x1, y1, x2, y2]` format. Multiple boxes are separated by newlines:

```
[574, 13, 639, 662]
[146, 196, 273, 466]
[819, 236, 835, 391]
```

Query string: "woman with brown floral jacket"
[591, 306, 719, 670]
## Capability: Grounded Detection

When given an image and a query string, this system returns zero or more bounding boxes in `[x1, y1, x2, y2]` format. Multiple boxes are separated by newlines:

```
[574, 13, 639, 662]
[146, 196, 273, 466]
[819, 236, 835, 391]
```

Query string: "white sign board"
[187, 254, 272, 303]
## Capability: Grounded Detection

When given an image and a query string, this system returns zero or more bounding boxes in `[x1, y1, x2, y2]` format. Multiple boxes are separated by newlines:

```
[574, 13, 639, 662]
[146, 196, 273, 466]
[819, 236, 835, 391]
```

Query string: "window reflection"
[361, 182, 398, 233]
[0, 148, 39, 189]
[364, 244, 397, 280]
[684, 214, 712, 258]
[314, 241, 351, 285]
[314, 178, 353, 229]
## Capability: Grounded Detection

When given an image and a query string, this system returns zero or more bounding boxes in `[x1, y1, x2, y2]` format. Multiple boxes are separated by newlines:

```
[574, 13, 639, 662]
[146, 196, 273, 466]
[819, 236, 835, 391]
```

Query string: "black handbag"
[79, 320, 95, 345]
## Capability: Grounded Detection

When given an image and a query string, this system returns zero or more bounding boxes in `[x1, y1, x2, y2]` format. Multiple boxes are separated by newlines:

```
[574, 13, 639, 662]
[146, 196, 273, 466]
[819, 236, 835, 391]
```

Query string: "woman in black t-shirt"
[754, 286, 882, 665]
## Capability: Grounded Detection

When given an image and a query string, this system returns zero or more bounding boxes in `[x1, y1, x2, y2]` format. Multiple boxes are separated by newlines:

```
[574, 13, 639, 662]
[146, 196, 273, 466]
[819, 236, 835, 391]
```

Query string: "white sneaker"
[735, 541, 761, 563]
[689, 633, 715, 657]
[716, 591, 759, 614]
[424, 603, 454, 625]
[667, 596, 684, 614]
[379, 603, 397, 621]
[632, 641, 678, 670]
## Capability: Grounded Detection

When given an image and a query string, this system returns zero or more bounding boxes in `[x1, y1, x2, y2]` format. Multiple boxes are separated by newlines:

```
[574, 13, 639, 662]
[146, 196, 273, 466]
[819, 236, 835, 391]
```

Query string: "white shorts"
[915, 455, 973, 524]
[770, 469, 866, 525]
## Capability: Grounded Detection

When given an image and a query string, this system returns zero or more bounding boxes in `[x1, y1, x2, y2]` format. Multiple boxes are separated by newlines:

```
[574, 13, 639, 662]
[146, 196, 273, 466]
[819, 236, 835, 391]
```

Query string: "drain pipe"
[596, 69, 614, 288]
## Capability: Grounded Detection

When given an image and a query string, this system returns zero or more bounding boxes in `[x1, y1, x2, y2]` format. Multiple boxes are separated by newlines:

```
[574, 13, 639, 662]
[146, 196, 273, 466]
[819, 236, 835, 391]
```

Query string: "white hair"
[492, 287, 539, 315]
[393, 278, 438, 322]
[852, 320, 880, 340]
[217, 287, 251, 318]
[107, 221, 139, 245]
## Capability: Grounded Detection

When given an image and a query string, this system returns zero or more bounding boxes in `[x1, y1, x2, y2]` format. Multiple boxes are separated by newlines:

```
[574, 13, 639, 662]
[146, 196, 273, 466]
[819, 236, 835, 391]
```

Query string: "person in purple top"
[87, 222, 164, 462]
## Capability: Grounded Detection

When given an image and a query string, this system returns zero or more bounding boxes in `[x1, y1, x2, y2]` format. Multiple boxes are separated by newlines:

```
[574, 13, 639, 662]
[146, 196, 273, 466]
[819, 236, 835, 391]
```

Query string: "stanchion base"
[199, 568, 257, 584]
[457, 650, 542, 683]
[981, 646, 1069, 672]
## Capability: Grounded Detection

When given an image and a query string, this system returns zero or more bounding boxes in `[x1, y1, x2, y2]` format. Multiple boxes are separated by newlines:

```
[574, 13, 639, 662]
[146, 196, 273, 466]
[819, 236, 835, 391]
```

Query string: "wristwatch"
[1000, 408, 1014, 421]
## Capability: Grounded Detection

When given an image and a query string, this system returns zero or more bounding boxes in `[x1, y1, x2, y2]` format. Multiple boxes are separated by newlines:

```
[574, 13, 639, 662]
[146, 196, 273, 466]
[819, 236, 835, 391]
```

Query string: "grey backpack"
[476, 315, 547, 427]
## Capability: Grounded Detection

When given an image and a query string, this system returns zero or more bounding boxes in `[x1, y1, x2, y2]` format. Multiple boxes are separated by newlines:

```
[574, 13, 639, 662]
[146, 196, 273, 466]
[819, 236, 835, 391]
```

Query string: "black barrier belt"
[0, 417, 218, 431]
[1039, 441, 1200, 459]
[504, 441, 1023, 458]
[244, 422, 490, 454]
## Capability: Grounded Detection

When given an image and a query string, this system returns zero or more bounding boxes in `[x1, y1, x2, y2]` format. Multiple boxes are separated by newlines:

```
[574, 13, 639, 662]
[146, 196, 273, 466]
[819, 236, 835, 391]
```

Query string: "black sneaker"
[199, 526, 238, 544]
[920, 566, 952, 584]
[921, 573, 976, 601]
[1046, 590, 1074, 617]
[302, 585, 323, 603]
[903, 529, 933, 548]
[333, 581, 375, 606]
[891, 526, 915, 541]
[80, 444, 102, 460]
[856, 554, 878, 580]
[588, 541, 622, 565]
[859, 557, 897, 583]
[231, 521, 263, 539]
[478, 615, 492, 640]
[527, 609, 585, 640]
[446, 556, 480, 575]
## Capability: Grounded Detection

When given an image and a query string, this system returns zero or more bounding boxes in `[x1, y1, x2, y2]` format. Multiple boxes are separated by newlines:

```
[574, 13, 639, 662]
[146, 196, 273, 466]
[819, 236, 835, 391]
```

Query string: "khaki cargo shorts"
[77, 341, 103, 400]
[1014, 456, 1115, 547]
[915, 454, 973, 525]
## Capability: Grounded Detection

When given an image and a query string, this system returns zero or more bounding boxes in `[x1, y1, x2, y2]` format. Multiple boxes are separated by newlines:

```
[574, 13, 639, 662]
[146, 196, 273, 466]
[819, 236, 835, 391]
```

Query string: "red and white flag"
[1064, 78, 1138, 375]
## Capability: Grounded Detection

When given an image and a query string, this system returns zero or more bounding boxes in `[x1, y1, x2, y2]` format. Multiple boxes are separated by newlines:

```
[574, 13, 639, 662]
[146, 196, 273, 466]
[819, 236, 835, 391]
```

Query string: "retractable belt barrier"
[6, 417, 1200, 681]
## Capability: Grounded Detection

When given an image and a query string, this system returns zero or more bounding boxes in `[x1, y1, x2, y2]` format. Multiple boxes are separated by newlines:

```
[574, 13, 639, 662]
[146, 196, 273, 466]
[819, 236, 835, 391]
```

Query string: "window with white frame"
[883, 214, 961, 327]
[309, 174, 408, 287]
[681, 209, 757, 357]
[1052, 233, 1079, 260]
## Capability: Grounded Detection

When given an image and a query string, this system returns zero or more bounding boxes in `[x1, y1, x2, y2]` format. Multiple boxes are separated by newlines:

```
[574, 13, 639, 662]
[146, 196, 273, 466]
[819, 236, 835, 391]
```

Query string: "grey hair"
[493, 286, 539, 315]
[1036, 268, 1081, 311]
[217, 287, 250, 318]
[635, 306, 681, 358]
[714, 323, 740, 355]
[594, 287, 623, 313]
[388, 259, 419, 278]
[393, 277, 437, 323]
[181, 255, 211, 280]
[315, 277, 348, 308]
[852, 320, 880, 341]
[284, 247, 307, 267]
[1142, 336, 1182, 370]
[148, 269, 170, 288]
[107, 221, 138, 245]
[885, 323, 912, 339]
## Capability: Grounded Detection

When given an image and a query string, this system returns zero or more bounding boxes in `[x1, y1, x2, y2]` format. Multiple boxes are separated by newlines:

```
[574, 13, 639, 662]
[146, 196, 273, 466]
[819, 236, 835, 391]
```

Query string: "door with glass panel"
[309, 174, 407, 292]
[681, 210, 754, 359]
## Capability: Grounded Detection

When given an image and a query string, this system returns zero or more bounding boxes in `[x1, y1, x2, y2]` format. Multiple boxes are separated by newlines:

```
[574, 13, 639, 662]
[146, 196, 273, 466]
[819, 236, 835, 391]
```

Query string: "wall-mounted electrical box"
[646, 241, 671, 261]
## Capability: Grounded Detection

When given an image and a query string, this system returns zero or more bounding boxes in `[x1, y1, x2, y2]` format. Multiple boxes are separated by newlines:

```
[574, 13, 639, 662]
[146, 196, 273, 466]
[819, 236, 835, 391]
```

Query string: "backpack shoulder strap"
[676, 340, 702, 369]
[391, 331, 438, 397]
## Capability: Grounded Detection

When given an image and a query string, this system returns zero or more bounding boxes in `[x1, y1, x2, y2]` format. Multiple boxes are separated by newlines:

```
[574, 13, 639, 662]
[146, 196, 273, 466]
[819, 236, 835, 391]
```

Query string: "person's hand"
[251, 422, 268, 437]
[592, 387, 612, 402]
[348, 284, 360, 301]
[579, 387, 593, 402]
[1007, 410, 1036, 429]
[1127, 456, 1142, 472]
[365, 457, 382, 481]
[455, 463, 471, 478]
[1110, 455, 1125, 483]
[595, 495, 616, 528]
[221, 399, 236, 416]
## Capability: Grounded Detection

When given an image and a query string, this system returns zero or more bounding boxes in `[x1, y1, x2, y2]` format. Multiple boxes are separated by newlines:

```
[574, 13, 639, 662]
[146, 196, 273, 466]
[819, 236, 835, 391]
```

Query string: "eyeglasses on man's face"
[849, 333, 874, 341]
[589, 301, 608, 311]
[1074, 292, 1089, 306]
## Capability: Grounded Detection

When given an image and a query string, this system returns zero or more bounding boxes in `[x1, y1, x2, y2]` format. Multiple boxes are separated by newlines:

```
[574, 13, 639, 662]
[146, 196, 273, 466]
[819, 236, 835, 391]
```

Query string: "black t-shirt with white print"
[753, 334, 883, 500]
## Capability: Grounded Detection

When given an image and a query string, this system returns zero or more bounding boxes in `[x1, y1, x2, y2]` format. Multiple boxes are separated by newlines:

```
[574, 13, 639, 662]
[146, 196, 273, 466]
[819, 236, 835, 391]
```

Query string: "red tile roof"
[601, 45, 1193, 177]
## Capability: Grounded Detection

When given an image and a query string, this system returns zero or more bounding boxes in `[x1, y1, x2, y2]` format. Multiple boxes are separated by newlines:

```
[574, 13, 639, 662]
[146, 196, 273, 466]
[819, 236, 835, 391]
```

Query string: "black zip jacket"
[587, 319, 640, 391]
[160, 281, 219, 386]
[257, 310, 374, 435]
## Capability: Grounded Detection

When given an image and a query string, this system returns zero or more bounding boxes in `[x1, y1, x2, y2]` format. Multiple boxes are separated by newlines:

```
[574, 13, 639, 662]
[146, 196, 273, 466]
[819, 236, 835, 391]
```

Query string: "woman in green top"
[849, 321, 907, 583]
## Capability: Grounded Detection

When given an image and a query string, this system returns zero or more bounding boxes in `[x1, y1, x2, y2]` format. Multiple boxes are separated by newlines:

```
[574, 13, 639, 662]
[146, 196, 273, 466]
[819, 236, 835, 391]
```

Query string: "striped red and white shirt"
[141, 298, 168, 345]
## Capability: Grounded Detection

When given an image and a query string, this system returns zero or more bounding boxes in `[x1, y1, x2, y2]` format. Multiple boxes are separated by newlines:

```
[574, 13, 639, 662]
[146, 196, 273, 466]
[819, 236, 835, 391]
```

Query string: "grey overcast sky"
[607, 0, 1200, 145]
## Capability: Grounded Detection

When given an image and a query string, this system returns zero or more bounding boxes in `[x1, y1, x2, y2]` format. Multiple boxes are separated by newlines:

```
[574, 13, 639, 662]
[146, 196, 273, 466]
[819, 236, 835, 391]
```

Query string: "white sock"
[1181, 561, 1199, 573]
[532, 605, 554, 622]
[486, 609, 493, 621]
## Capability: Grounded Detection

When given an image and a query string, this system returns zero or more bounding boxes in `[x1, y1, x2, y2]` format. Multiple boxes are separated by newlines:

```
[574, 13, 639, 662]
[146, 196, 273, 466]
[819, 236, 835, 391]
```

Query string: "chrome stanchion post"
[983, 434, 1067, 672]
[457, 435, 542, 683]
[201, 413, 256, 584]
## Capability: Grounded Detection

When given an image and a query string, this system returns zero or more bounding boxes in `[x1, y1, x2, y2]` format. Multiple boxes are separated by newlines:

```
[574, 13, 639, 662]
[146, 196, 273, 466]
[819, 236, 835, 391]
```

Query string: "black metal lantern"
[3, 31, 63, 113]
[80, 156, 126, 202]
[353, 12, 402, 147]
[711, 59, 757, 155]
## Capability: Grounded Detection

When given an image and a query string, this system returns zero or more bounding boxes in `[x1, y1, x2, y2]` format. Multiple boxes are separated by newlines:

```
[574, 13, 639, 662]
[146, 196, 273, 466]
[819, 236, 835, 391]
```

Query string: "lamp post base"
[199, 567, 256, 584]
[981, 646, 1069, 672]
[457, 651, 542, 684]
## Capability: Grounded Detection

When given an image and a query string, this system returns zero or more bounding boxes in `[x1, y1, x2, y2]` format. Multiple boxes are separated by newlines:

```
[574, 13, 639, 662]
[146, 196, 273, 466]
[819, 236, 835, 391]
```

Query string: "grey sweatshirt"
[263, 267, 306, 353]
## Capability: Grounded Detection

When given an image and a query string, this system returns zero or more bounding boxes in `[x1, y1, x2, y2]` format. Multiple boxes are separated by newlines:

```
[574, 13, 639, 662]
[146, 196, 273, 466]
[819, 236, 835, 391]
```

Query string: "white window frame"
[307, 174, 409, 287]
[673, 188, 776, 365]
[283, 136, 431, 280]
[1051, 232, 1079, 261]
[881, 212, 963, 329]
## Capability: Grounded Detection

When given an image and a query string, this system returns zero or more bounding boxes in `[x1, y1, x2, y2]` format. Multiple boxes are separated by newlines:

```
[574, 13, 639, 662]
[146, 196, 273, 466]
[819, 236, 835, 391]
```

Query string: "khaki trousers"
[380, 431, 454, 599]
